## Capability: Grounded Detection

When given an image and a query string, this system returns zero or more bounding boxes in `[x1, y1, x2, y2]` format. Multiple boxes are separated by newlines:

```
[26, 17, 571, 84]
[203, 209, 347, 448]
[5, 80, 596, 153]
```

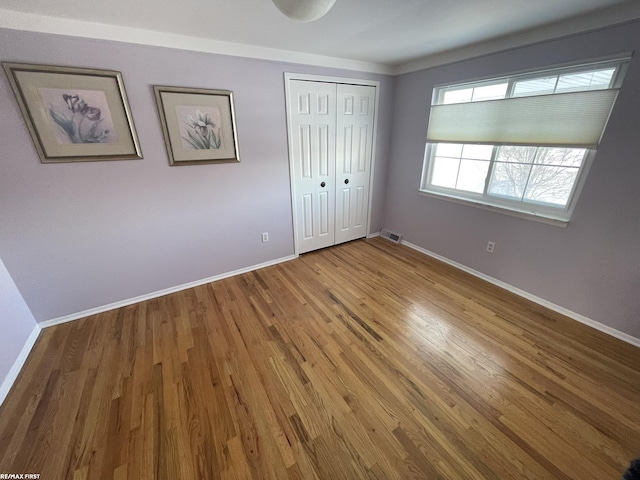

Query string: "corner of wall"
[0, 257, 40, 406]
[0, 324, 41, 406]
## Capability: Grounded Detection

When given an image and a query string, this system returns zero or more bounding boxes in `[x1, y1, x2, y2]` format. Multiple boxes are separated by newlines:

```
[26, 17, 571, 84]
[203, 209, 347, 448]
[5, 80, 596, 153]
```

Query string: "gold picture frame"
[153, 85, 240, 165]
[3, 62, 142, 163]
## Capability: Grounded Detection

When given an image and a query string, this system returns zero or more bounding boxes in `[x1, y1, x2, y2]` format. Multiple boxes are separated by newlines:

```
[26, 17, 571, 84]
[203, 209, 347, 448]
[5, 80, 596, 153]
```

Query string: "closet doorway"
[285, 74, 379, 254]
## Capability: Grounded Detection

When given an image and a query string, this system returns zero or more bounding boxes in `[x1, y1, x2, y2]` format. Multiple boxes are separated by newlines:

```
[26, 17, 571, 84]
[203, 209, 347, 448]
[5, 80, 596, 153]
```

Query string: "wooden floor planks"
[0, 237, 639, 479]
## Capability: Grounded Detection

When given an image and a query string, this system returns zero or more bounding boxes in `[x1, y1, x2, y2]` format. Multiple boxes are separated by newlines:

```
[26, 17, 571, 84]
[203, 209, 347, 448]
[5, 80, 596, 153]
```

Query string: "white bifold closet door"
[288, 79, 376, 254]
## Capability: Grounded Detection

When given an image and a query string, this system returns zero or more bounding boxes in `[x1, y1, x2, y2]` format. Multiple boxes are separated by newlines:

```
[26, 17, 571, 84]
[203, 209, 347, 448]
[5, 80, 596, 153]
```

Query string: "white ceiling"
[1, 0, 639, 74]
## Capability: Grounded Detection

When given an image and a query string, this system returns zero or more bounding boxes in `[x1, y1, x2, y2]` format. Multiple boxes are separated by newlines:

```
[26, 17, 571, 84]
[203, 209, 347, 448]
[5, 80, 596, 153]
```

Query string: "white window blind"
[427, 89, 619, 148]
[426, 58, 629, 149]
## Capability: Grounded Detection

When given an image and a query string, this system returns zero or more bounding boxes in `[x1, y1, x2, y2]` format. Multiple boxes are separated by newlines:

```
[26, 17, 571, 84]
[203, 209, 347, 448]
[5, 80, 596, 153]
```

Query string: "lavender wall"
[383, 20, 640, 339]
[0, 257, 37, 390]
[0, 28, 393, 322]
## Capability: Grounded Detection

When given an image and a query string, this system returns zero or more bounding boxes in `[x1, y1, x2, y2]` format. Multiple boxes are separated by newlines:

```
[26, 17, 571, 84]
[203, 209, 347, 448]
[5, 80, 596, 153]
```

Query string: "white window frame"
[420, 144, 596, 225]
[420, 56, 630, 225]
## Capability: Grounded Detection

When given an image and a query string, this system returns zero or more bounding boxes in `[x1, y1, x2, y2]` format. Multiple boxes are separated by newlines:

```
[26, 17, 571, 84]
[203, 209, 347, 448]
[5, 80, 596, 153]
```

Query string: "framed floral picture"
[2, 62, 142, 163]
[153, 85, 240, 165]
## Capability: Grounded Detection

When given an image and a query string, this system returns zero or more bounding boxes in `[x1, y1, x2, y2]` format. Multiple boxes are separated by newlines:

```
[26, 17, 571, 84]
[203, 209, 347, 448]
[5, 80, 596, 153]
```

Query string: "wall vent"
[380, 229, 402, 244]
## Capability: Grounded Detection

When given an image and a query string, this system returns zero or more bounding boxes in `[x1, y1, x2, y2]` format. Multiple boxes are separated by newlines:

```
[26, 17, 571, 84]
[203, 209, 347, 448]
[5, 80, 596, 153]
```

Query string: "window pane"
[496, 146, 535, 164]
[488, 162, 532, 199]
[512, 76, 557, 97]
[535, 147, 585, 167]
[556, 68, 615, 93]
[434, 143, 463, 158]
[523, 165, 579, 206]
[462, 144, 494, 160]
[472, 83, 508, 102]
[456, 159, 489, 193]
[442, 88, 472, 104]
[431, 156, 460, 188]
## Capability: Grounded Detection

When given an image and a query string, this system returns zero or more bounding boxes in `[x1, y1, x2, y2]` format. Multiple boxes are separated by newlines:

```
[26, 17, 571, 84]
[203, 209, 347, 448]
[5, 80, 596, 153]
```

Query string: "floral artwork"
[175, 106, 223, 150]
[153, 85, 240, 165]
[2, 62, 141, 163]
[39, 88, 118, 145]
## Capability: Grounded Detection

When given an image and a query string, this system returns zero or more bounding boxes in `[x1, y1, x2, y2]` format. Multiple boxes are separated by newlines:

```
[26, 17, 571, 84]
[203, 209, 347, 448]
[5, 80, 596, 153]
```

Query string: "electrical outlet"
[262, 232, 269, 242]
[486, 241, 495, 253]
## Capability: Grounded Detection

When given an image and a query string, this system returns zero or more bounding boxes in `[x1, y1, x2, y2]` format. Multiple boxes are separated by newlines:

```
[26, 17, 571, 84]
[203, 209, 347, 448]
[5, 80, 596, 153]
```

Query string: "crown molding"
[0, 8, 395, 75]
[393, 1, 640, 75]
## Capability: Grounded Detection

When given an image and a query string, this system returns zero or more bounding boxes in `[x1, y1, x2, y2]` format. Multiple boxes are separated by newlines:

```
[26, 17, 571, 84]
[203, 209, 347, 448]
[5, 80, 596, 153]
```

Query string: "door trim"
[284, 73, 381, 255]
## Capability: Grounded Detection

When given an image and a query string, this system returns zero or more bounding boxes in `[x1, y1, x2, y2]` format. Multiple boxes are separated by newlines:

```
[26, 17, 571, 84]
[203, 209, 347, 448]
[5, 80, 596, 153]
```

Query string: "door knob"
[320, 181, 326, 187]
[344, 179, 350, 184]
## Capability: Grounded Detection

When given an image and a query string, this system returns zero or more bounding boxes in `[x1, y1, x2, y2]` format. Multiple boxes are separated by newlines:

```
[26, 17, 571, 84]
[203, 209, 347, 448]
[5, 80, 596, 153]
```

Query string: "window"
[421, 57, 629, 223]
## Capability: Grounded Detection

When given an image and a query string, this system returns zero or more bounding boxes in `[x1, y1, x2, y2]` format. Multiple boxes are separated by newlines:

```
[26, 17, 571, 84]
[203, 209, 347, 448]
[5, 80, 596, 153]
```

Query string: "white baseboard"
[0, 324, 41, 407]
[367, 231, 381, 239]
[39, 254, 298, 330]
[401, 240, 640, 348]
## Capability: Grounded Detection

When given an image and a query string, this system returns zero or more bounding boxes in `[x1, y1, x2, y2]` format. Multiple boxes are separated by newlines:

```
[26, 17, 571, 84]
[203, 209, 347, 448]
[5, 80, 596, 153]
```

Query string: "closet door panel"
[289, 80, 337, 253]
[335, 84, 376, 245]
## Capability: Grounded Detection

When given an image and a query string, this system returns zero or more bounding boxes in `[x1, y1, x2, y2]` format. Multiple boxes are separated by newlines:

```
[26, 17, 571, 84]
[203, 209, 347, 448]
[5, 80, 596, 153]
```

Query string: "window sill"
[418, 190, 570, 227]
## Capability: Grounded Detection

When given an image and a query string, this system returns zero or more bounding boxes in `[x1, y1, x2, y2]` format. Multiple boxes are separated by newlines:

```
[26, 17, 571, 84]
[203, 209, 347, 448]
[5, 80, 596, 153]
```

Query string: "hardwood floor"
[1, 237, 639, 479]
